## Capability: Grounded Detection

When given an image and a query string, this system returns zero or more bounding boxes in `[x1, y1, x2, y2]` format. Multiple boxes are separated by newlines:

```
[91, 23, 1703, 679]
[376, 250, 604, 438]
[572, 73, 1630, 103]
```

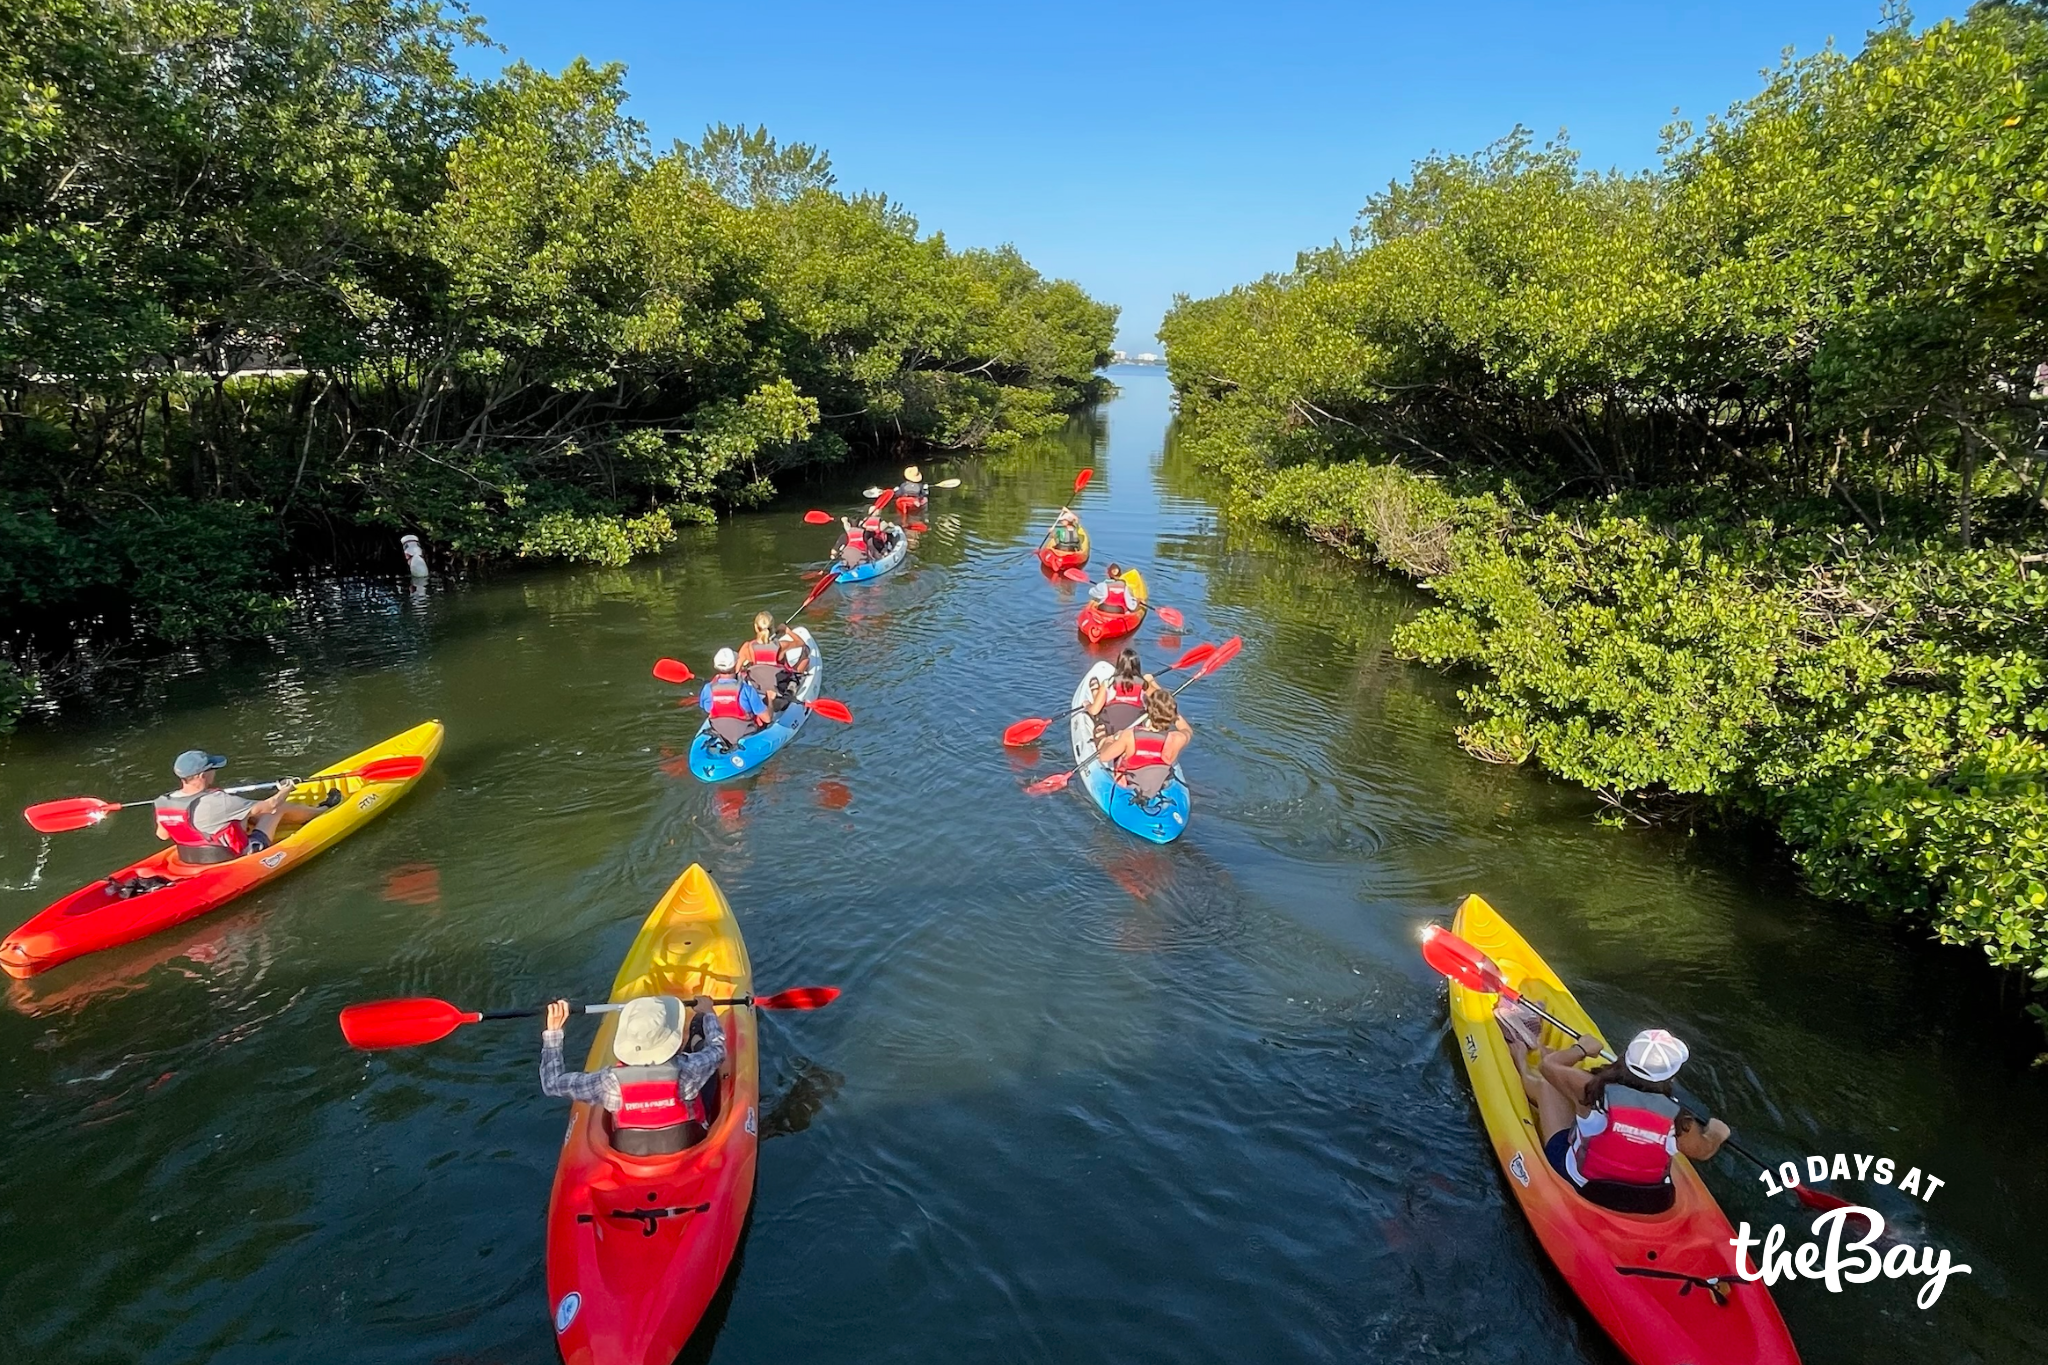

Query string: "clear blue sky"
[462, 1, 1951, 351]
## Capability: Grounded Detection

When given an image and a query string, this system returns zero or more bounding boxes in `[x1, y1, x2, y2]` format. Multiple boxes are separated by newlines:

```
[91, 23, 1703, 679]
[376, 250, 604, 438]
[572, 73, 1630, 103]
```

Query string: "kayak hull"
[1077, 603, 1145, 643]
[686, 628, 821, 782]
[833, 528, 907, 583]
[546, 864, 758, 1365]
[1447, 894, 1799, 1365]
[0, 720, 444, 979]
[1068, 662, 1189, 843]
[1038, 525, 1090, 574]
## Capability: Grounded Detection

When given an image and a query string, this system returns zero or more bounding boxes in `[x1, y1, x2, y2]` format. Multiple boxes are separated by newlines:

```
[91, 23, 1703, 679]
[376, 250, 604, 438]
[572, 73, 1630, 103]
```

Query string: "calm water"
[2, 368, 2042, 1364]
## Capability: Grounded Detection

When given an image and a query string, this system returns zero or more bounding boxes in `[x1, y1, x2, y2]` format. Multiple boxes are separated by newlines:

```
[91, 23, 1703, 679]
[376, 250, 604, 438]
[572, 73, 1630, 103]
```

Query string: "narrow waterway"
[1, 368, 2041, 1364]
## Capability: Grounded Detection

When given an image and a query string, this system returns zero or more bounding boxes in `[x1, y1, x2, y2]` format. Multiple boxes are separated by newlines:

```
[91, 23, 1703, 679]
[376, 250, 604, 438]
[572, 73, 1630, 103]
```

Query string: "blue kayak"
[686, 627, 823, 782]
[1068, 662, 1190, 843]
[834, 527, 908, 583]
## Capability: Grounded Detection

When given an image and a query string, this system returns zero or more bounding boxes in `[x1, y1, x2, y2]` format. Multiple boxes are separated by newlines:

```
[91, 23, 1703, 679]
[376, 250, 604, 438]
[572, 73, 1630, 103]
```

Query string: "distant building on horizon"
[1109, 350, 1163, 366]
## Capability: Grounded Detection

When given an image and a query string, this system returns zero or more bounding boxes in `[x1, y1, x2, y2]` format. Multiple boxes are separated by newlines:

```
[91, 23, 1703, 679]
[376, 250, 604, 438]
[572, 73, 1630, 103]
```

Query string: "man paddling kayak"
[698, 649, 772, 747]
[153, 750, 329, 863]
[1501, 1018, 1732, 1214]
[894, 465, 929, 507]
[541, 995, 724, 1156]
[1050, 508, 1084, 554]
[1092, 684, 1192, 800]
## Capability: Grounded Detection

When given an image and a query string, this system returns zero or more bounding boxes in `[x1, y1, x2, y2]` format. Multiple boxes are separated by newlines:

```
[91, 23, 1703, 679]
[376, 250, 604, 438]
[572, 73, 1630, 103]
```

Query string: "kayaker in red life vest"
[541, 994, 725, 1157]
[697, 649, 771, 746]
[1049, 508, 1084, 554]
[894, 465, 928, 505]
[152, 750, 326, 864]
[741, 611, 807, 708]
[1090, 563, 1137, 615]
[1093, 683, 1191, 800]
[1502, 1020, 1731, 1214]
[1086, 648, 1147, 737]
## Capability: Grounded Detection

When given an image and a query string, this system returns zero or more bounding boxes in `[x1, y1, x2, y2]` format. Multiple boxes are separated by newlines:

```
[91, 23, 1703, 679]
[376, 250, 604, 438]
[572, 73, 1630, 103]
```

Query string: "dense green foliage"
[0, 0, 1114, 708]
[1166, 7, 2048, 1013]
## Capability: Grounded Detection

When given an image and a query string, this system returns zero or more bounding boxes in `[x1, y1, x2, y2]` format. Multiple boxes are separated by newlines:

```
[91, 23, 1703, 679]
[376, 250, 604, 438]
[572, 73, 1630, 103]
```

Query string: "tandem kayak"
[1, 720, 444, 979]
[1068, 662, 1189, 843]
[685, 627, 822, 782]
[1038, 524, 1090, 574]
[833, 528, 908, 583]
[546, 863, 758, 1365]
[1445, 895, 1799, 1365]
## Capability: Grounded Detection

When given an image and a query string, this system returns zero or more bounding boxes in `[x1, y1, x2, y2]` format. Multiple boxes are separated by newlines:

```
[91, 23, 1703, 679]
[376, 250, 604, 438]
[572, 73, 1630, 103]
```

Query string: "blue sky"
[464, 1, 1952, 350]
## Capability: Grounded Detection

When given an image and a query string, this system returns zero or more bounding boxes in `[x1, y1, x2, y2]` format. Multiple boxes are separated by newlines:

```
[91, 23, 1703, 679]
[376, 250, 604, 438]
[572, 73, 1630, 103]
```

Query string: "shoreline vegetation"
[1162, 6, 2048, 1037]
[0, 0, 1115, 727]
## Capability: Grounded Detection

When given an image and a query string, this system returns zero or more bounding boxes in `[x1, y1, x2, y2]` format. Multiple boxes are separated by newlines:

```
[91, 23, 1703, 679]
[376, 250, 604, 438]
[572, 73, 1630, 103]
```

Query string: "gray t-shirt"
[162, 788, 257, 837]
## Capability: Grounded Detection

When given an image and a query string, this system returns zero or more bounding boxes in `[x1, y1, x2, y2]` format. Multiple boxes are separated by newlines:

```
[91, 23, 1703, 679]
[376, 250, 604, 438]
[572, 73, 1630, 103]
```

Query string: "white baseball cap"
[1625, 1028, 1690, 1083]
[713, 647, 737, 671]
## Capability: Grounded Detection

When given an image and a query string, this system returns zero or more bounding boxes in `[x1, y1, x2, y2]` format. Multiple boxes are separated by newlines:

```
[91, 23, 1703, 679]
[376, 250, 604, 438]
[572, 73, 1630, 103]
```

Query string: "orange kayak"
[546, 864, 758, 1364]
[1446, 894, 1799, 1365]
[2, 721, 443, 978]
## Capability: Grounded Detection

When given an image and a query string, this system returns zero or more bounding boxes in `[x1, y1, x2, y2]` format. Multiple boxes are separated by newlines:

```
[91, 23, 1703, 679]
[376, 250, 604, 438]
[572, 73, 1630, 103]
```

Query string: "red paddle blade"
[870, 490, 896, 513]
[809, 698, 853, 723]
[1025, 771, 1075, 795]
[1002, 718, 1051, 746]
[753, 985, 840, 1010]
[799, 569, 837, 611]
[1419, 924, 1511, 997]
[1168, 642, 1215, 672]
[907, 522, 928, 533]
[652, 658, 694, 684]
[354, 756, 426, 783]
[1073, 469, 1093, 495]
[1060, 567, 1090, 583]
[803, 510, 834, 524]
[338, 997, 480, 1050]
[1198, 635, 1243, 676]
[1154, 606, 1186, 629]
[22, 797, 121, 833]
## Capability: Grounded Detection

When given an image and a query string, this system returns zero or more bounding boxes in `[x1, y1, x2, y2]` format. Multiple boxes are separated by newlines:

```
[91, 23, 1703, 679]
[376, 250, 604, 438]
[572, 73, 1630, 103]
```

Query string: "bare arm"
[1537, 1041, 1599, 1113]
[1676, 1115, 1731, 1161]
[1085, 678, 1107, 715]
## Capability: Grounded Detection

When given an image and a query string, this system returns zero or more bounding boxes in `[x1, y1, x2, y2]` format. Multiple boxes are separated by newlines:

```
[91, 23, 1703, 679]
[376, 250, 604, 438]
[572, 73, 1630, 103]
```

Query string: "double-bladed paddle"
[650, 659, 852, 723]
[338, 987, 842, 1050]
[1417, 923, 1858, 1215]
[861, 478, 961, 499]
[1024, 637, 1241, 795]
[1002, 641, 1218, 746]
[22, 756, 429, 834]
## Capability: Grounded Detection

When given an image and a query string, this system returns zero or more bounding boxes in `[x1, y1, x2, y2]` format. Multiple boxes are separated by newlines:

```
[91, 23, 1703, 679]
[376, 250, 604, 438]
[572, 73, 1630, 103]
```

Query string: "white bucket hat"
[712, 647, 737, 671]
[1625, 1028, 1689, 1083]
[614, 995, 686, 1066]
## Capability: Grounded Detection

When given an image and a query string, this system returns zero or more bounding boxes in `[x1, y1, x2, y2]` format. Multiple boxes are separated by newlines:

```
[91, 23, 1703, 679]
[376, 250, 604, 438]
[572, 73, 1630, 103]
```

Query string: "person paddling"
[1090, 562, 1139, 616]
[1086, 648, 1147, 737]
[698, 648, 772, 747]
[836, 516, 870, 570]
[153, 750, 330, 864]
[1092, 684, 1191, 801]
[740, 611, 806, 709]
[541, 994, 724, 1156]
[1501, 1021, 1731, 1214]
[1048, 508, 1084, 554]
[894, 465, 929, 507]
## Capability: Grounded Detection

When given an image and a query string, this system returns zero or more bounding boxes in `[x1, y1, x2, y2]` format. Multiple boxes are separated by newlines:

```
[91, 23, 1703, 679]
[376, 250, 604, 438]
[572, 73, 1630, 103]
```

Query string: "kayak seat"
[610, 1118, 709, 1158]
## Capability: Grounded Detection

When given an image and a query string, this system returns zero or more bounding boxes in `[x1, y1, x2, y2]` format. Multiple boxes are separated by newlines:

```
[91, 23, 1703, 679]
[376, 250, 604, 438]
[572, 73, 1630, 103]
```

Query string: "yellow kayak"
[1447, 894, 1799, 1365]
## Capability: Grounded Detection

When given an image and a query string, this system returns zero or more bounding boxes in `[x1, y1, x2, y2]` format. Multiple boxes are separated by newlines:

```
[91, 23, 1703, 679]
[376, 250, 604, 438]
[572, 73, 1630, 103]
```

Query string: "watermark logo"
[1729, 1153, 1971, 1309]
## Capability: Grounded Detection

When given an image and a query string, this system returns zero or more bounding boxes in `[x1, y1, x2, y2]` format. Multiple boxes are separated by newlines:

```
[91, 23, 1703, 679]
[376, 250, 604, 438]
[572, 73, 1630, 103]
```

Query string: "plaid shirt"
[539, 1018, 726, 1112]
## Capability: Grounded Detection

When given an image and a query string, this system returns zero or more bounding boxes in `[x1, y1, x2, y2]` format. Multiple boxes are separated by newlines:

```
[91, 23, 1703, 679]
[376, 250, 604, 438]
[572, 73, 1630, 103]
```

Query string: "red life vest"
[1119, 729, 1170, 772]
[1575, 1084, 1680, 1186]
[153, 792, 249, 856]
[706, 676, 752, 721]
[613, 1063, 706, 1131]
[1108, 677, 1145, 707]
[745, 641, 780, 668]
[1101, 579, 1131, 611]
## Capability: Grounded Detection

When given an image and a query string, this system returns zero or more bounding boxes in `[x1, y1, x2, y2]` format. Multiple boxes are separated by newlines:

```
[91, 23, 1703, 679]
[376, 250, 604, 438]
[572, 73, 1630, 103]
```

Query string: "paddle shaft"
[108, 763, 401, 812]
[483, 996, 759, 1021]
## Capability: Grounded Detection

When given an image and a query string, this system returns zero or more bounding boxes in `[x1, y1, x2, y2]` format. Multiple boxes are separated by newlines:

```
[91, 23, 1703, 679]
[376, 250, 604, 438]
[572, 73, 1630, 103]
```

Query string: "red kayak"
[1077, 601, 1146, 643]
[2, 721, 442, 978]
[1037, 523, 1090, 573]
[547, 864, 758, 1365]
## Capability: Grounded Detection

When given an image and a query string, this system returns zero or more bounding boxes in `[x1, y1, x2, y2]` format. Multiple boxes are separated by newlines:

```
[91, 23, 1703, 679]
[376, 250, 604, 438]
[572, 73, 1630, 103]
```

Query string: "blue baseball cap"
[173, 750, 227, 779]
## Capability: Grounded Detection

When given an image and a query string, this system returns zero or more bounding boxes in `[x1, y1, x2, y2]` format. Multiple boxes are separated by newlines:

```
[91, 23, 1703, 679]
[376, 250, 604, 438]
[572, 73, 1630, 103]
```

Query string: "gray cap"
[173, 750, 227, 779]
